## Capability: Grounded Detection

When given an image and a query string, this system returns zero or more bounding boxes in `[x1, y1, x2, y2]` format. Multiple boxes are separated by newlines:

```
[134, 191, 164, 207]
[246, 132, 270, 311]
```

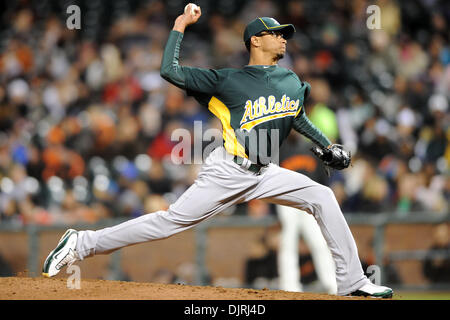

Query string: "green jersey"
[160, 31, 331, 164]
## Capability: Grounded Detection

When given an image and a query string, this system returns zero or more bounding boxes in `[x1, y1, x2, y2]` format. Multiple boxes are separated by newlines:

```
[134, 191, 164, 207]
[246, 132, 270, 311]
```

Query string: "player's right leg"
[42, 146, 258, 277]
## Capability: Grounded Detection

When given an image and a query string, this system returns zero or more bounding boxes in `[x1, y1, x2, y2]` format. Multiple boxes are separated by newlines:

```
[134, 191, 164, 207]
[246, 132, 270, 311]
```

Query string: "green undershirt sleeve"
[160, 30, 187, 89]
[160, 30, 219, 98]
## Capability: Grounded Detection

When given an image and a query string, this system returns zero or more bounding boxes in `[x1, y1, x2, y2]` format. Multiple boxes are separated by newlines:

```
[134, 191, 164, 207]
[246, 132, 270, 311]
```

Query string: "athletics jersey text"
[239, 94, 301, 131]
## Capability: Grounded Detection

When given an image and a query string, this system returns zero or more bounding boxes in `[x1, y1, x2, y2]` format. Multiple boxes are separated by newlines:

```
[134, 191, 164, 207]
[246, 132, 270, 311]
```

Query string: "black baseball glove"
[310, 144, 351, 174]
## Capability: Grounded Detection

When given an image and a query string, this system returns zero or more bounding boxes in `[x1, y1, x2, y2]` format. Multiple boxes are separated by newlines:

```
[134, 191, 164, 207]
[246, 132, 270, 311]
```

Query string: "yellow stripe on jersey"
[240, 111, 298, 132]
[295, 105, 303, 117]
[208, 96, 248, 158]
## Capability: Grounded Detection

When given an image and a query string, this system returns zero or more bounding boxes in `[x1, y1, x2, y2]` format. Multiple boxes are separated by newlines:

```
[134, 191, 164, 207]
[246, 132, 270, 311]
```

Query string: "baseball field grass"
[393, 291, 450, 300]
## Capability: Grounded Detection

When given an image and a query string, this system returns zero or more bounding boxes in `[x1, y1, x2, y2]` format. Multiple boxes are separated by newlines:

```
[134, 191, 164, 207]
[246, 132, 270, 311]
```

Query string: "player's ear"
[250, 35, 261, 49]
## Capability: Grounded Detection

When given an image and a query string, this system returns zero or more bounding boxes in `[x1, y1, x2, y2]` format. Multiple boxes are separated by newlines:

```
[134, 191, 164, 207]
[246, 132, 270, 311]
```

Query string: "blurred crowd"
[0, 0, 448, 226]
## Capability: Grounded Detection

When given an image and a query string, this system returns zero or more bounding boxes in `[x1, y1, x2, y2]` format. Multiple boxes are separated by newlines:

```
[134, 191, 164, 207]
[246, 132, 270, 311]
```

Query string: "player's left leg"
[248, 163, 392, 297]
[298, 210, 337, 294]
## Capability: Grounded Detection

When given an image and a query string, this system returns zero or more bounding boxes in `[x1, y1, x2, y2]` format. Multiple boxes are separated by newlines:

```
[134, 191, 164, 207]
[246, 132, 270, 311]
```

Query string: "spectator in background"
[358, 163, 391, 212]
[151, 267, 177, 284]
[0, 251, 14, 277]
[114, 104, 143, 157]
[306, 78, 339, 142]
[360, 118, 396, 162]
[423, 223, 450, 284]
[143, 194, 169, 213]
[244, 227, 279, 289]
[247, 200, 271, 219]
[359, 238, 403, 286]
[415, 162, 448, 215]
[396, 170, 425, 214]
[0, 0, 448, 226]
[146, 159, 173, 195]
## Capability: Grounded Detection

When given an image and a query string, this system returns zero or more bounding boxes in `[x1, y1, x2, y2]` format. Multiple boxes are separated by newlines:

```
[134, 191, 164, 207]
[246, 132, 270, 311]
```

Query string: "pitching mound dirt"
[0, 277, 369, 300]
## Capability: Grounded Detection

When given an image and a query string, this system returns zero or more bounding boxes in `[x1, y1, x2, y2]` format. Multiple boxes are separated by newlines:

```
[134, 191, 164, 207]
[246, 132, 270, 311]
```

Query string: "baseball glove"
[310, 144, 351, 174]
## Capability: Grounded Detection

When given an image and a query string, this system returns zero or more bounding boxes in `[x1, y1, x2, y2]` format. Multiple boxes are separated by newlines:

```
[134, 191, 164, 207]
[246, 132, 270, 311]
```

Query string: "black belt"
[232, 156, 268, 174]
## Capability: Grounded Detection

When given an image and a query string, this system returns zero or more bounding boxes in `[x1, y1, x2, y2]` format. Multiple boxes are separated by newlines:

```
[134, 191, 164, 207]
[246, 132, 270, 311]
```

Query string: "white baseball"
[184, 3, 199, 15]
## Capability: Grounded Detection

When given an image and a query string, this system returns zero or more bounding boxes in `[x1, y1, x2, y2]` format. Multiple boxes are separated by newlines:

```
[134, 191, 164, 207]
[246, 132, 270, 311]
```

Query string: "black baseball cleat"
[348, 282, 393, 298]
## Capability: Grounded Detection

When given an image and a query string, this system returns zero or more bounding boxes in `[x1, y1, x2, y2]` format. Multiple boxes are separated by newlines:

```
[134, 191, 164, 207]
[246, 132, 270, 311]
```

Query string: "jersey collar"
[244, 65, 278, 69]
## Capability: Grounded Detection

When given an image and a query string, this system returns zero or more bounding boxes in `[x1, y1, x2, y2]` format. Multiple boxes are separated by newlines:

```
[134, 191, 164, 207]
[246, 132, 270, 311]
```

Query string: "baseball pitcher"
[42, 5, 393, 298]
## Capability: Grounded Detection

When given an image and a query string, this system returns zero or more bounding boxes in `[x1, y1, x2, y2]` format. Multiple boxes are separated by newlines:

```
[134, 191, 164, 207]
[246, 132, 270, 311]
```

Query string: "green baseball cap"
[243, 17, 296, 43]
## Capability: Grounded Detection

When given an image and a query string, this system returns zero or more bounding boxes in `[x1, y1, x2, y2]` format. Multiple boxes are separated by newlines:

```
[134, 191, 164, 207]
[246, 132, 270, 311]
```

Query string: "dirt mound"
[0, 277, 367, 300]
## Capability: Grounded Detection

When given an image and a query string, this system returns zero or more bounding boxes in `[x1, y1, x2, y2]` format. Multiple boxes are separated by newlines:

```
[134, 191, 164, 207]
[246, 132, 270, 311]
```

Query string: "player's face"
[255, 30, 287, 60]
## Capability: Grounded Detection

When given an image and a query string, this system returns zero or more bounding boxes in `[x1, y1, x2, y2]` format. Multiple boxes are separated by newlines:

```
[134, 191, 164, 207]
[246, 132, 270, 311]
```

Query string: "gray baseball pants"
[76, 146, 369, 295]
